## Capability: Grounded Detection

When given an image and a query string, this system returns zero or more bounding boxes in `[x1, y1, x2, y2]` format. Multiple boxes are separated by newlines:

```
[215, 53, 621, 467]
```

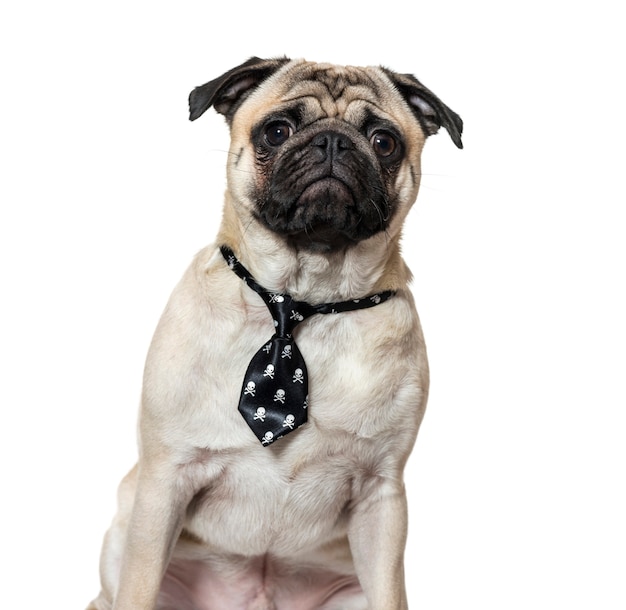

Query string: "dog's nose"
[310, 131, 354, 161]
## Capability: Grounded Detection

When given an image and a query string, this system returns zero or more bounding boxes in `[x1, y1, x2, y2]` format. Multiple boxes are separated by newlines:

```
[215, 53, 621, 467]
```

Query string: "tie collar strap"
[220, 246, 395, 321]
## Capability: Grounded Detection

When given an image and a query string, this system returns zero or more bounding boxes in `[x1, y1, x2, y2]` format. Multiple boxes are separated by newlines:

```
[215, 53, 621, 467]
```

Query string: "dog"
[87, 56, 462, 610]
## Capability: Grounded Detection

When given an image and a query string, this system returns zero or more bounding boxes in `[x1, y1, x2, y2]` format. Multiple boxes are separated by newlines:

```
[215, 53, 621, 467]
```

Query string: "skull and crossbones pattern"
[290, 310, 304, 322]
[281, 345, 292, 359]
[282, 414, 295, 429]
[292, 368, 304, 383]
[253, 407, 266, 422]
[262, 431, 274, 445]
[263, 364, 275, 379]
[244, 381, 256, 396]
[274, 389, 286, 403]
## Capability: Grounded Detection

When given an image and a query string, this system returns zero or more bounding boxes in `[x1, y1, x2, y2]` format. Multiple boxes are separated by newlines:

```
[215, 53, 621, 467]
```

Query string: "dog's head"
[189, 57, 462, 253]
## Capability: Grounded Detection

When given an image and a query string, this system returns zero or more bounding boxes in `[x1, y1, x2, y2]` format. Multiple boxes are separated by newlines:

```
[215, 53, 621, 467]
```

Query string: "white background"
[1, 1, 624, 608]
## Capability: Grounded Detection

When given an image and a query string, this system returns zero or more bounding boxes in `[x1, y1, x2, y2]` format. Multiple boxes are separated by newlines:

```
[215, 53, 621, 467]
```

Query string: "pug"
[87, 57, 462, 610]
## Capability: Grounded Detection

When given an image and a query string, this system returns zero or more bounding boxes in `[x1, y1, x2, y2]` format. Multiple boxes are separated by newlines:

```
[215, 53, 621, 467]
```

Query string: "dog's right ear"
[189, 56, 290, 123]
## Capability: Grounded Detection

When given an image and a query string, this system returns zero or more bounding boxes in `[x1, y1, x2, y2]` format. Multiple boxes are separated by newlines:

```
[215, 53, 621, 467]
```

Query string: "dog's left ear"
[383, 69, 464, 149]
[189, 56, 291, 123]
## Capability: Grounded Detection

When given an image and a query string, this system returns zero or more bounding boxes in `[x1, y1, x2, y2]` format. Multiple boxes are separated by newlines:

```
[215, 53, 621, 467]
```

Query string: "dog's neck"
[216, 199, 410, 304]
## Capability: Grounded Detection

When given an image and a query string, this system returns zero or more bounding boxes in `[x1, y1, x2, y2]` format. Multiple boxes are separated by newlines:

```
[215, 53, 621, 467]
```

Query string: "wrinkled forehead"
[247, 61, 408, 126]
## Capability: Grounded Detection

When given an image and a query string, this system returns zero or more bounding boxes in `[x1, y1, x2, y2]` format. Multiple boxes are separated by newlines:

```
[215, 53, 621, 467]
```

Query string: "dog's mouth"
[295, 178, 355, 208]
[283, 178, 358, 251]
[259, 176, 376, 252]
[258, 172, 390, 252]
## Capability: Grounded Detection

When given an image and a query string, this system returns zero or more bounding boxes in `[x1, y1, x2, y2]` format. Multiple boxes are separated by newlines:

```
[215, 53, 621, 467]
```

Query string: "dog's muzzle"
[258, 128, 391, 251]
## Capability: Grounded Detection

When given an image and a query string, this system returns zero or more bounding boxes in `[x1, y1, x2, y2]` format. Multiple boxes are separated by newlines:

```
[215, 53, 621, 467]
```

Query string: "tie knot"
[265, 294, 309, 337]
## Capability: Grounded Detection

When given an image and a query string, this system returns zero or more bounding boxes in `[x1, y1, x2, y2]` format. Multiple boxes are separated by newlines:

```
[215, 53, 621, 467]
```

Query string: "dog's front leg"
[348, 479, 410, 610]
[112, 461, 191, 610]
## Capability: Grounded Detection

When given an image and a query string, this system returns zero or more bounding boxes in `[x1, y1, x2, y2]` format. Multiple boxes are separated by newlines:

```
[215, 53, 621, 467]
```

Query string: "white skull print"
[283, 414, 295, 429]
[274, 389, 286, 403]
[263, 364, 275, 379]
[292, 368, 304, 383]
[244, 381, 256, 396]
[253, 407, 266, 421]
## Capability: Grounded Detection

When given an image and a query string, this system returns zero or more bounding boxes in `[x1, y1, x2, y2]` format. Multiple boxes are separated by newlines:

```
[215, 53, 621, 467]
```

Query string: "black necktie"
[221, 246, 395, 446]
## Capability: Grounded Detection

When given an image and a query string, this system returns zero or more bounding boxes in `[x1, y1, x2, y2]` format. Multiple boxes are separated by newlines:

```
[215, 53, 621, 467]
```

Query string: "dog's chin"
[286, 225, 357, 253]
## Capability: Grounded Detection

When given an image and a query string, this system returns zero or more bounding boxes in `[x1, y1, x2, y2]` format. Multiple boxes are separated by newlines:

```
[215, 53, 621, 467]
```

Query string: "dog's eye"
[370, 131, 397, 157]
[264, 123, 293, 146]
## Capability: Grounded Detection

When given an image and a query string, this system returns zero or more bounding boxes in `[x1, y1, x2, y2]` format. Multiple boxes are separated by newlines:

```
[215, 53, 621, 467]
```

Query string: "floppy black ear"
[383, 69, 463, 149]
[189, 56, 291, 123]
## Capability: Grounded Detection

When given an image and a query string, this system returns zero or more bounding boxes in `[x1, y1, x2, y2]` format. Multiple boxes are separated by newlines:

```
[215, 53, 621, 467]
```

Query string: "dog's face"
[189, 57, 462, 253]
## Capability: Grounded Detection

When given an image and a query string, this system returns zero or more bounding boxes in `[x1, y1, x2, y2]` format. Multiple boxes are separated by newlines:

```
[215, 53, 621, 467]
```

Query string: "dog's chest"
[208, 309, 416, 440]
[179, 311, 422, 557]
[148, 268, 424, 554]
[183, 441, 364, 557]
